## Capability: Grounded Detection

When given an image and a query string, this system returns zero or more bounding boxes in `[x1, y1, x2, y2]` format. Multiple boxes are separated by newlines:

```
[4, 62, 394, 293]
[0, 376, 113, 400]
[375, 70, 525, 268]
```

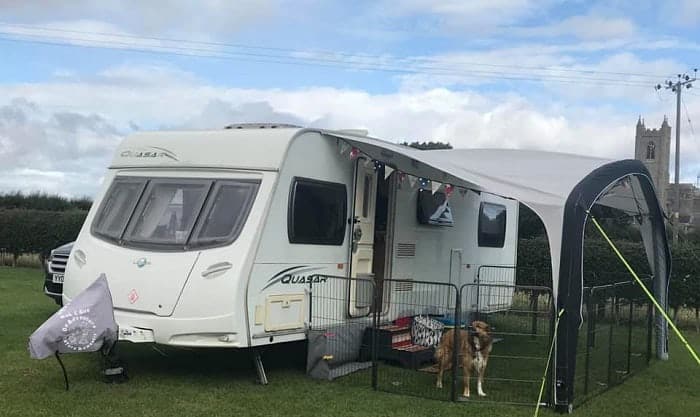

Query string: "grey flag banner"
[29, 274, 118, 359]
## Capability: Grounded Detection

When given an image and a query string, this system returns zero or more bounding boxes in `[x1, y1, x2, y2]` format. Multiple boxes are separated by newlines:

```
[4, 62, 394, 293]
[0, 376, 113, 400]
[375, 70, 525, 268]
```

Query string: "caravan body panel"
[246, 132, 354, 346]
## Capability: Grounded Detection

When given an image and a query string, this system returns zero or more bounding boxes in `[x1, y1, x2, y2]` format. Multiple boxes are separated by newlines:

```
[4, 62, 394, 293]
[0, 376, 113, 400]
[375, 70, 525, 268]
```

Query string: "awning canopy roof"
[322, 130, 634, 296]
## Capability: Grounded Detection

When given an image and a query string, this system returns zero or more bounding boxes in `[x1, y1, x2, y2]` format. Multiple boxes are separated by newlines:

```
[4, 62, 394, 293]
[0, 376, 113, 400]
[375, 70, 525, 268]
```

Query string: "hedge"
[0, 209, 88, 260]
[517, 236, 700, 315]
[0, 191, 91, 211]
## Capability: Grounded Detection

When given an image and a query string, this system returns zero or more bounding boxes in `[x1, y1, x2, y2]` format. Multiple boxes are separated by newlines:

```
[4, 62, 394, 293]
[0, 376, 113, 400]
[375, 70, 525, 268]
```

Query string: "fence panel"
[304, 272, 653, 409]
[574, 279, 653, 406]
[372, 279, 460, 401]
[306, 275, 376, 385]
[460, 279, 554, 405]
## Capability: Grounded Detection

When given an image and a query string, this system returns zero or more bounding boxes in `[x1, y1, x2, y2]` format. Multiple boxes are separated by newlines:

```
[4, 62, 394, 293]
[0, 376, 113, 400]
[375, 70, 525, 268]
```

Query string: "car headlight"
[45, 251, 54, 272]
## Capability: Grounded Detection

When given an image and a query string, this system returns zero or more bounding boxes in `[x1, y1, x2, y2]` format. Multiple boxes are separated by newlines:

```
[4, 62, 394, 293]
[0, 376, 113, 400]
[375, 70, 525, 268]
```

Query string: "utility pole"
[656, 69, 697, 243]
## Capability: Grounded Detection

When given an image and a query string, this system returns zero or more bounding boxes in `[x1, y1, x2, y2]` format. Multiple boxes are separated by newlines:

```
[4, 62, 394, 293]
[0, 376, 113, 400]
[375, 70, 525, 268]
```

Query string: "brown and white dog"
[434, 320, 493, 397]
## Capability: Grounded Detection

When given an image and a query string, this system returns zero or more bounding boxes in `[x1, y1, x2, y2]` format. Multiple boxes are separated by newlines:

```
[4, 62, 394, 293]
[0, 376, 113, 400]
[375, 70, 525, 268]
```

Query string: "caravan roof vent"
[333, 129, 369, 136]
[224, 123, 302, 130]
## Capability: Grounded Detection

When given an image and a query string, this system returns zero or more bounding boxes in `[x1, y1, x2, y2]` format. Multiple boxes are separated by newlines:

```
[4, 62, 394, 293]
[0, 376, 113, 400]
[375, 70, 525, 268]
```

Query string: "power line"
[0, 22, 666, 84]
[682, 96, 697, 142]
[0, 33, 660, 88]
[0, 22, 667, 79]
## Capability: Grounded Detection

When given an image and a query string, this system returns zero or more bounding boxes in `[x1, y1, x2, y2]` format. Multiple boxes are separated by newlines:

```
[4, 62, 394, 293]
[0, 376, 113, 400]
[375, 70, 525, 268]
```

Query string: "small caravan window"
[191, 181, 260, 246]
[92, 178, 146, 240]
[478, 202, 507, 248]
[288, 178, 347, 245]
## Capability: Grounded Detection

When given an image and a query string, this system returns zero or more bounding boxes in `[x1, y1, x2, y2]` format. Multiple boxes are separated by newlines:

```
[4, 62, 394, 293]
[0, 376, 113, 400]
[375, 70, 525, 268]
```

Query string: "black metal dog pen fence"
[574, 278, 654, 406]
[305, 267, 656, 411]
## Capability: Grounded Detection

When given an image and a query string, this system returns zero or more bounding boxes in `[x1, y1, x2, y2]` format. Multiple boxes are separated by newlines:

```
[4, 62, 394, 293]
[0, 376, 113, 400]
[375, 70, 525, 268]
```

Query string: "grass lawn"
[1, 266, 698, 417]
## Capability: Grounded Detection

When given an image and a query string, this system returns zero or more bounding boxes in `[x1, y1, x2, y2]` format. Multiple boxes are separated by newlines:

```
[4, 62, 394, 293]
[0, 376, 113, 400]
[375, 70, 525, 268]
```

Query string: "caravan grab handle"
[201, 262, 233, 278]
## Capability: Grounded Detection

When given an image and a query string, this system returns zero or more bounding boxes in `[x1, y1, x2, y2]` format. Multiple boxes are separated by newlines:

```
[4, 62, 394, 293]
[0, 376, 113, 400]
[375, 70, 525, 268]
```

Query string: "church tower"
[634, 116, 671, 207]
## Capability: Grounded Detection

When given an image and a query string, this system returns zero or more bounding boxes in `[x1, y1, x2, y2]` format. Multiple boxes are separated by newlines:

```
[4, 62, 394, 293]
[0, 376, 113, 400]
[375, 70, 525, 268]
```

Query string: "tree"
[519, 204, 546, 239]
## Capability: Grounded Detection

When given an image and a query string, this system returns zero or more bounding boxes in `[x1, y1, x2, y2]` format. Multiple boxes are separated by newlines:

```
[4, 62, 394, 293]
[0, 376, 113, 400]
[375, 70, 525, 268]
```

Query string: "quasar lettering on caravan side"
[62, 123, 519, 353]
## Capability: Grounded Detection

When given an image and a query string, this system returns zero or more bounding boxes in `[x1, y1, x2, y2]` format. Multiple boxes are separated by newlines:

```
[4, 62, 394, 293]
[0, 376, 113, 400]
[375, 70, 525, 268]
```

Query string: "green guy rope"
[588, 213, 700, 366]
[535, 308, 565, 417]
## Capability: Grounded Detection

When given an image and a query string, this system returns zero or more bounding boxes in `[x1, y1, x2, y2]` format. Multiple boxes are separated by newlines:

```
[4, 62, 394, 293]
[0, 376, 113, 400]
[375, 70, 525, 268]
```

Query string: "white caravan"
[63, 125, 518, 352]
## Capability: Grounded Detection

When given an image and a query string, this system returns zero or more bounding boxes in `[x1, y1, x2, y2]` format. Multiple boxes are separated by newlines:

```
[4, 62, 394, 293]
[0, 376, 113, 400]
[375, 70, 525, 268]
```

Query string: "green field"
[1, 266, 698, 417]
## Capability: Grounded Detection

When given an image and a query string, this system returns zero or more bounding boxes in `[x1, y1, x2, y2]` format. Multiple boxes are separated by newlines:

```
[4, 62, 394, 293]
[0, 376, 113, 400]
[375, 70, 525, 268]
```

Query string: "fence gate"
[461, 280, 554, 405]
[371, 279, 460, 401]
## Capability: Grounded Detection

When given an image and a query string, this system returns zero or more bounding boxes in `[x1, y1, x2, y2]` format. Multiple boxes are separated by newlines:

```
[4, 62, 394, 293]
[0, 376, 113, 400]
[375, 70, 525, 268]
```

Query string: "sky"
[0, 0, 699, 197]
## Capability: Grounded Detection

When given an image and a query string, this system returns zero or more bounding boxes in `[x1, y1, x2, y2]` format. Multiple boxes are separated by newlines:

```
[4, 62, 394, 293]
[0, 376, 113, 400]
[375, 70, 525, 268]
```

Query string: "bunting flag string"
[342, 149, 471, 199]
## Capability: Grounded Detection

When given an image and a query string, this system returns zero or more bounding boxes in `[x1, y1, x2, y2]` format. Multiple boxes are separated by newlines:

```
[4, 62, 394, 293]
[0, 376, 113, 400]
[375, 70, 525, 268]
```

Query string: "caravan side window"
[478, 202, 507, 248]
[288, 178, 347, 245]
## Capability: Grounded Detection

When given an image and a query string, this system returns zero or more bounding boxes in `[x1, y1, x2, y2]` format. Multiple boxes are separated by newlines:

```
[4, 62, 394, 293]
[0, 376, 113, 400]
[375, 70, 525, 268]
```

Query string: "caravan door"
[349, 159, 377, 316]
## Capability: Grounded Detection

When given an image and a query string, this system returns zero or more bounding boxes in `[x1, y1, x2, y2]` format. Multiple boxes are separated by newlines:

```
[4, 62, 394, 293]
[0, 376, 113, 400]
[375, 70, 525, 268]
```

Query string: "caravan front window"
[190, 181, 259, 246]
[125, 180, 210, 245]
[91, 176, 260, 250]
[91, 178, 146, 240]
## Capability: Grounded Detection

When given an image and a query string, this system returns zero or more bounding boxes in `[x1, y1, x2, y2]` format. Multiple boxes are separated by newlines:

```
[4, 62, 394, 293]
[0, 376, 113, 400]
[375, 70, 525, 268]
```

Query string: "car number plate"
[52, 273, 64, 284]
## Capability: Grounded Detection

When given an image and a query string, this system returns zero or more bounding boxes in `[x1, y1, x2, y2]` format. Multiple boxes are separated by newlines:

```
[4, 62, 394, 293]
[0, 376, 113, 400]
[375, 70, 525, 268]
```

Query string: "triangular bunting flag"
[444, 184, 454, 198]
[431, 180, 442, 194]
[339, 141, 350, 155]
[384, 165, 394, 180]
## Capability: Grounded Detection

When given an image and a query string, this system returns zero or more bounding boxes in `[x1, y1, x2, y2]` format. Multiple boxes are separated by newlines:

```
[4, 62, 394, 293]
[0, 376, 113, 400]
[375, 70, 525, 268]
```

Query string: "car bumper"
[43, 280, 62, 301]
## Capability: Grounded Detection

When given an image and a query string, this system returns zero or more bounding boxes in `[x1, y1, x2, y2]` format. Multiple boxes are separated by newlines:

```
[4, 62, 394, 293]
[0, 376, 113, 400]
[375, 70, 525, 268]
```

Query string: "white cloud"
[2, 63, 699, 198]
[0, 1, 283, 38]
[517, 14, 637, 40]
[0, 98, 123, 196]
[667, 0, 700, 27]
[382, 0, 541, 32]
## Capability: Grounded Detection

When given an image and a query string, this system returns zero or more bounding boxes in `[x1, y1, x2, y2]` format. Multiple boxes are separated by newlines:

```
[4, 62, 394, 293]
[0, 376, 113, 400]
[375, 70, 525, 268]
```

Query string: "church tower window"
[646, 141, 656, 160]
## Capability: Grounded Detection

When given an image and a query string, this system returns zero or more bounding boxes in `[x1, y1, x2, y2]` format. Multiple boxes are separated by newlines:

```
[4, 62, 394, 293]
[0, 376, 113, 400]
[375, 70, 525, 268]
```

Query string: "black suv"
[44, 242, 74, 305]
